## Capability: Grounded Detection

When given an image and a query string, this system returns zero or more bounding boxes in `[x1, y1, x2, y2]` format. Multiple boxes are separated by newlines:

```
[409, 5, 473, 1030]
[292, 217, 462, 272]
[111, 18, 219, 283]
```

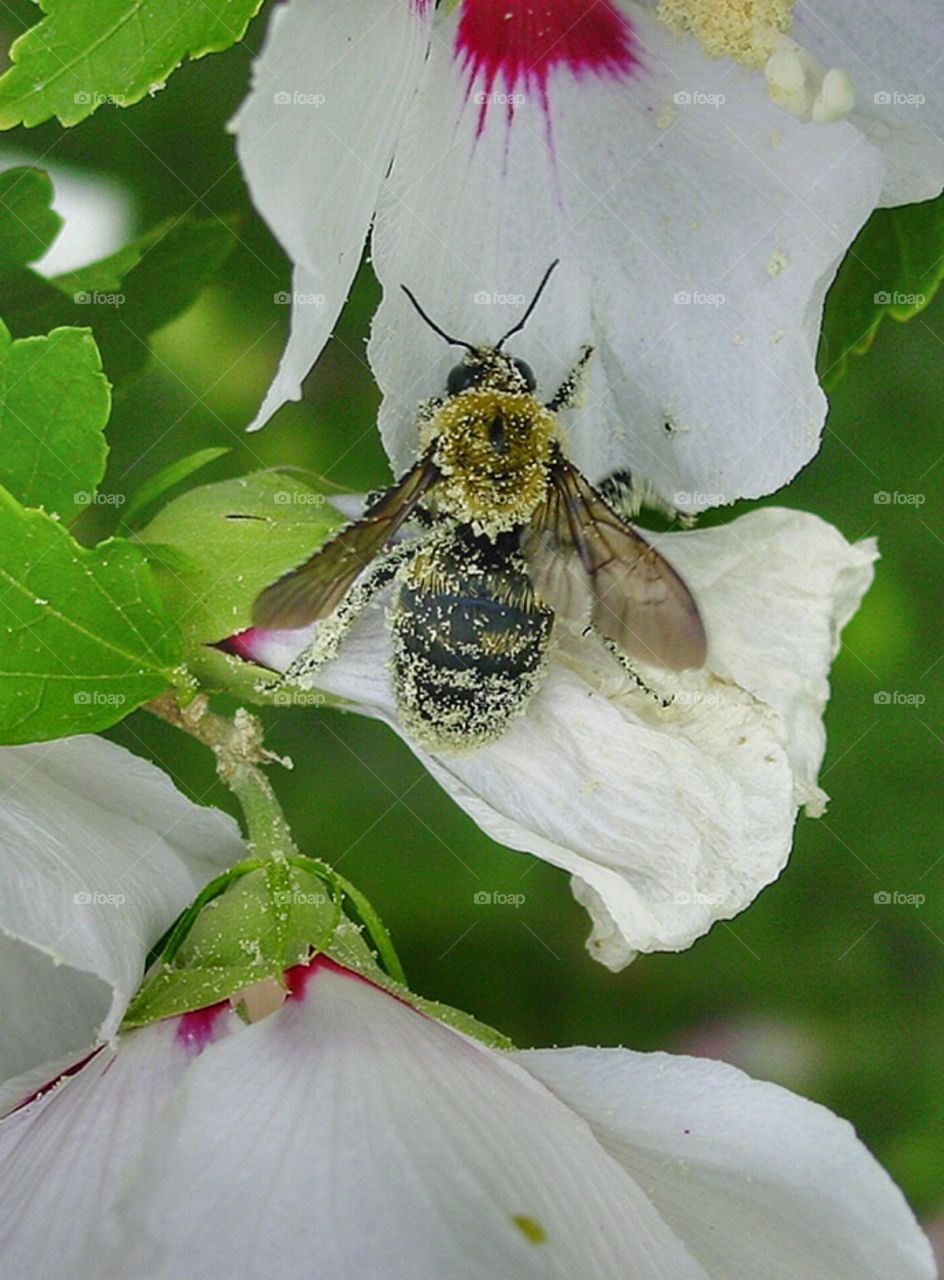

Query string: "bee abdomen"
[390, 539, 552, 753]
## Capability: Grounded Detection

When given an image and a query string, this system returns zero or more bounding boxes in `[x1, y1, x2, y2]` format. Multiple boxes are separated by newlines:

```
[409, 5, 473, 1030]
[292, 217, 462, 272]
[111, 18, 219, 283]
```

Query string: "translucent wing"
[532, 459, 707, 670]
[253, 459, 438, 629]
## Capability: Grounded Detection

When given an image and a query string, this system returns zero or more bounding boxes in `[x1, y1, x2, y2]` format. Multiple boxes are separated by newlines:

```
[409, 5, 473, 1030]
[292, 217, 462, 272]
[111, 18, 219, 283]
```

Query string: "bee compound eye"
[446, 363, 483, 396]
[512, 359, 536, 391]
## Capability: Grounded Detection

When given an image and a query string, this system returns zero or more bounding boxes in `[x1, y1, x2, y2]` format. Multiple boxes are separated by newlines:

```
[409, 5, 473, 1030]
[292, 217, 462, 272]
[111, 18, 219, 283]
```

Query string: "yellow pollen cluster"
[425, 390, 559, 537]
[656, 0, 795, 68]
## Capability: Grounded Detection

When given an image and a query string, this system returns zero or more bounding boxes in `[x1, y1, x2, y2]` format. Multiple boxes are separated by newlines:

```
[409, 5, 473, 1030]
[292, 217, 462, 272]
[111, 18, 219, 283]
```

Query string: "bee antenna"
[495, 259, 560, 350]
[400, 284, 475, 352]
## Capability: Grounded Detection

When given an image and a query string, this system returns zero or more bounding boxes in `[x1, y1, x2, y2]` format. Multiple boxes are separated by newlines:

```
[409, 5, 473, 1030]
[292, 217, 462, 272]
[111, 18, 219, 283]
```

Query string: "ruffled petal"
[244, 508, 870, 966]
[794, 0, 944, 205]
[369, 0, 885, 508]
[519, 1047, 936, 1280]
[232, 0, 431, 429]
[95, 963, 708, 1279]
[0, 736, 244, 1082]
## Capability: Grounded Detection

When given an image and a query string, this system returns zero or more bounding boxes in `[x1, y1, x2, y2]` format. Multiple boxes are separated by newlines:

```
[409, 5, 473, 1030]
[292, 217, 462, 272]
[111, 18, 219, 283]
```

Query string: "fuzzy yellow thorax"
[423, 389, 560, 537]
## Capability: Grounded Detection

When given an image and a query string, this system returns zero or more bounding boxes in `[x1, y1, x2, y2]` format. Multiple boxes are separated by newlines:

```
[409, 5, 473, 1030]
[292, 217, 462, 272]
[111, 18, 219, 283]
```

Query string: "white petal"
[369, 1, 885, 508]
[97, 963, 709, 1279]
[0, 736, 245, 1081]
[654, 507, 878, 806]
[794, 0, 944, 205]
[232, 0, 430, 429]
[518, 1047, 936, 1280]
[245, 510, 870, 966]
[0, 1009, 238, 1280]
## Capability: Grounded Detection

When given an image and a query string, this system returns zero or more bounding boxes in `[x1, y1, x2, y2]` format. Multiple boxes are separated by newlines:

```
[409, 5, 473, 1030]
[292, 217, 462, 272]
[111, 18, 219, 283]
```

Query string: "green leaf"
[820, 194, 944, 390]
[123, 447, 230, 527]
[0, 167, 62, 269]
[0, 485, 181, 743]
[134, 472, 340, 647]
[0, 322, 110, 518]
[2, 212, 241, 383]
[0, 0, 265, 130]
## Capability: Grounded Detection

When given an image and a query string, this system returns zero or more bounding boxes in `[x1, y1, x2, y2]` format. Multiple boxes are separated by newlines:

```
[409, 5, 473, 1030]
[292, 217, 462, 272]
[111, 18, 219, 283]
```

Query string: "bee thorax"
[422, 389, 560, 538]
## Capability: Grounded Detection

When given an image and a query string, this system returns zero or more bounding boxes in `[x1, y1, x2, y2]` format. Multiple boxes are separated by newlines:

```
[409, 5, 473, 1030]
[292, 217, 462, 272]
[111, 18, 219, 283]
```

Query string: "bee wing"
[533, 459, 707, 670]
[252, 458, 438, 629]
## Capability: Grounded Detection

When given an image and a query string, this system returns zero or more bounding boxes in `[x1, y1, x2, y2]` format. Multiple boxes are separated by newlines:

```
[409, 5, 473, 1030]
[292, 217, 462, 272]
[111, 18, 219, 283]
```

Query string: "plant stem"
[146, 691, 297, 863]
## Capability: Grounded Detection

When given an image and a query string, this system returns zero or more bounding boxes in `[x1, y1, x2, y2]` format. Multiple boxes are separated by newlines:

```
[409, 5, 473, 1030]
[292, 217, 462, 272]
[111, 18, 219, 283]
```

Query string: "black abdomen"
[391, 530, 553, 751]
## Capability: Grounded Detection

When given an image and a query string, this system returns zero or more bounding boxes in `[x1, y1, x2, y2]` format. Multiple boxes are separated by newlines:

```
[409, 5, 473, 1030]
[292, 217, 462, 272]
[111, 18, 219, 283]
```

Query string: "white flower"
[0, 735, 245, 1084]
[229, 506, 876, 968]
[1, 954, 934, 1280]
[234, 0, 943, 506]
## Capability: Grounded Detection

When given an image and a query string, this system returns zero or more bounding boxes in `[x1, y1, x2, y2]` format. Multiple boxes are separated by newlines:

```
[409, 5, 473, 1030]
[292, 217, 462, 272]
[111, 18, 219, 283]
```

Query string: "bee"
[253, 262, 707, 751]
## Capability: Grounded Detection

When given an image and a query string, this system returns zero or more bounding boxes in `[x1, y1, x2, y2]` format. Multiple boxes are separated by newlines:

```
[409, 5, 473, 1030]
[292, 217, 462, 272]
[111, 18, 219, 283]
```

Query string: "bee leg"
[280, 542, 416, 688]
[598, 469, 696, 528]
[589, 628, 674, 708]
[546, 345, 594, 412]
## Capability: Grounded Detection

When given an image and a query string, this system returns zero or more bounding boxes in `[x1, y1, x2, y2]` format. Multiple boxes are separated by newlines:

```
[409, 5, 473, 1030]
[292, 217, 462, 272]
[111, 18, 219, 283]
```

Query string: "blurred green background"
[2, 4, 941, 1223]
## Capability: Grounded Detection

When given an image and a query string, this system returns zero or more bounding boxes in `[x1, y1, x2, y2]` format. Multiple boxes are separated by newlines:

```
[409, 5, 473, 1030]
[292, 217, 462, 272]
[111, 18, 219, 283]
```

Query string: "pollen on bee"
[423, 389, 560, 538]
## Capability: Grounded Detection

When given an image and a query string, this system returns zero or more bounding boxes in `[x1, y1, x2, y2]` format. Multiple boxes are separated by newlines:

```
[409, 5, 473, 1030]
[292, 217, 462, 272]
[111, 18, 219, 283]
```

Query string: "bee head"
[446, 350, 536, 398]
[400, 260, 558, 401]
